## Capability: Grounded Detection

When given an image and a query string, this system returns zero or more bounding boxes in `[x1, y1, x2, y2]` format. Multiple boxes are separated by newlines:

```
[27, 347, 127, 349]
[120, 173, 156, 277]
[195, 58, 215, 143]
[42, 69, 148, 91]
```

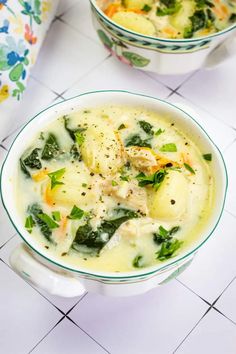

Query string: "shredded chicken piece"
[125, 146, 179, 174]
[102, 178, 148, 215]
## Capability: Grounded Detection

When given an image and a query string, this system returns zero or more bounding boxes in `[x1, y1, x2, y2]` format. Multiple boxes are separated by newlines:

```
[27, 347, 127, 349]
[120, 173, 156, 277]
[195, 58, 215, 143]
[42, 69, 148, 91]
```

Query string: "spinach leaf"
[156, 239, 183, 261]
[203, 153, 212, 161]
[72, 208, 138, 253]
[156, 0, 181, 16]
[28, 204, 53, 242]
[136, 169, 167, 190]
[20, 159, 31, 178]
[64, 116, 86, 142]
[23, 148, 42, 169]
[41, 133, 60, 161]
[133, 254, 144, 268]
[138, 120, 154, 136]
[153, 225, 180, 245]
[70, 144, 80, 160]
[125, 134, 152, 148]
[142, 4, 152, 12]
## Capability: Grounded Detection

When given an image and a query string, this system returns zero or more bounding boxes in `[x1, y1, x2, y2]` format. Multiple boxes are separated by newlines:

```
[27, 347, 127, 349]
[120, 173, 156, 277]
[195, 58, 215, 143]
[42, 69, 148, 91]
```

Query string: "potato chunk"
[112, 11, 156, 35]
[80, 120, 123, 175]
[148, 170, 188, 220]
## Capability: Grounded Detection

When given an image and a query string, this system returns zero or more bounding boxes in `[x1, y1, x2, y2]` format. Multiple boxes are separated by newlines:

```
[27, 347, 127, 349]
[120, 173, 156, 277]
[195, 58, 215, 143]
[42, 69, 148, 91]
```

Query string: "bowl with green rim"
[90, 0, 236, 75]
[0, 90, 227, 297]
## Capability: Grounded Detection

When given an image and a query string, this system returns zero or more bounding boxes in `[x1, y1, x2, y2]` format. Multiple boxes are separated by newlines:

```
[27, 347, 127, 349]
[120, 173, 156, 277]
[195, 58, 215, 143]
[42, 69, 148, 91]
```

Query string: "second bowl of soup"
[90, 0, 236, 74]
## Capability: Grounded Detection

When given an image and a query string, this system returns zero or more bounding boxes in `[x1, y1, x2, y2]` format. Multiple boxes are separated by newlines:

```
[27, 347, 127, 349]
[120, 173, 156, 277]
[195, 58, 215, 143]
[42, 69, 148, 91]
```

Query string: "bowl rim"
[90, 0, 236, 44]
[0, 90, 228, 280]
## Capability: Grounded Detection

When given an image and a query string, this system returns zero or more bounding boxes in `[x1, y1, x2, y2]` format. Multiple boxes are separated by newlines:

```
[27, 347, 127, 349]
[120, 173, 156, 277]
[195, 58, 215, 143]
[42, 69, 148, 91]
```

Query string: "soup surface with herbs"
[98, 0, 236, 39]
[18, 105, 214, 272]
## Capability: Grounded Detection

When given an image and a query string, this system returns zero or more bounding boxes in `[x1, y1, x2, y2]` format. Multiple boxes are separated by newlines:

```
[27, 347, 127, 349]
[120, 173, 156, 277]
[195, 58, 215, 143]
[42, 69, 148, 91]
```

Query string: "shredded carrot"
[32, 169, 49, 182]
[104, 3, 121, 18]
[181, 153, 192, 166]
[212, 4, 229, 20]
[44, 185, 54, 206]
[60, 215, 68, 233]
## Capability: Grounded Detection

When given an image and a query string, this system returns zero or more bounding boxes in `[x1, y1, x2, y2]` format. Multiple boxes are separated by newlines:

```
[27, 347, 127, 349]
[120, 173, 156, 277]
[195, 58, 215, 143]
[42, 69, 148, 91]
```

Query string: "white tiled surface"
[1, 1, 236, 353]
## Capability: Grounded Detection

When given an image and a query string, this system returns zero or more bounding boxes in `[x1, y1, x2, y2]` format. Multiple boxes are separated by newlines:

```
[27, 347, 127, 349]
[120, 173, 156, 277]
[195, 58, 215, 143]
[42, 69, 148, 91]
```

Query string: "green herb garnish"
[23, 148, 42, 170]
[25, 215, 35, 233]
[133, 254, 144, 268]
[184, 163, 195, 174]
[75, 131, 85, 146]
[112, 180, 118, 186]
[203, 153, 212, 161]
[156, 0, 182, 16]
[68, 205, 85, 220]
[155, 128, 165, 136]
[48, 168, 66, 189]
[156, 239, 183, 261]
[52, 211, 61, 222]
[160, 143, 177, 152]
[136, 169, 167, 190]
[153, 225, 180, 244]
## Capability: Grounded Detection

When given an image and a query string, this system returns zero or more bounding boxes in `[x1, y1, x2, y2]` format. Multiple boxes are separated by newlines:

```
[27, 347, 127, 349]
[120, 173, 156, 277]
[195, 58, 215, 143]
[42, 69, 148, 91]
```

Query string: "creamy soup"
[17, 105, 214, 272]
[98, 0, 236, 39]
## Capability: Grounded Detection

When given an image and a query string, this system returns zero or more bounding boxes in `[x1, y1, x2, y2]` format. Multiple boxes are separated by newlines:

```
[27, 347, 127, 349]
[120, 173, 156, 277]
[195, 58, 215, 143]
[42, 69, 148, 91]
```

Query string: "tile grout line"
[66, 315, 111, 354]
[0, 233, 16, 250]
[65, 292, 88, 316]
[172, 305, 212, 353]
[225, 209, 236, 220]
[28, 315, 66, 354]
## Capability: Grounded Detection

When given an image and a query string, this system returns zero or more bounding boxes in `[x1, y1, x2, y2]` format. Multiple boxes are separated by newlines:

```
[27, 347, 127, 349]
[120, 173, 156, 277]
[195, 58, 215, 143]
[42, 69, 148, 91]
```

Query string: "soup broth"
[17, 105, 214, 272]
[99, 0, 236, 39]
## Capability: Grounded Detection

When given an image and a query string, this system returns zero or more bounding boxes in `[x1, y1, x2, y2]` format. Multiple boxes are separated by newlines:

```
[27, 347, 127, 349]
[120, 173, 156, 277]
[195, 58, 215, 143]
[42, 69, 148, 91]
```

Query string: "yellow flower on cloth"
[42, 0, 52, 21]
[0, 84, 9, 103]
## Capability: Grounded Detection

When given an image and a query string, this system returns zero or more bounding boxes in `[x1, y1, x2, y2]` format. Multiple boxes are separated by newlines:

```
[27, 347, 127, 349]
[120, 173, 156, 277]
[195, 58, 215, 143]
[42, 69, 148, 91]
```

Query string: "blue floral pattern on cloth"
[0, 0, 57, 103]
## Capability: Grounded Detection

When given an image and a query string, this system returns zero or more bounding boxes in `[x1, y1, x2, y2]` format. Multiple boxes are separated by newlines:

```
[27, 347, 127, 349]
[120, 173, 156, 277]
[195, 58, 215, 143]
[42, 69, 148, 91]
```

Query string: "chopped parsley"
[136, 169, 167, 190]
[138, 120, 154, 136]
[160, 143, 177, 152]
[68, 205, 85, 220]
[52, 211, 61, 222]
[48, 168, 66, 189]
[184, 163, 195, 174]
[156, 239, 183, 261]
[25, 215, 35, 233]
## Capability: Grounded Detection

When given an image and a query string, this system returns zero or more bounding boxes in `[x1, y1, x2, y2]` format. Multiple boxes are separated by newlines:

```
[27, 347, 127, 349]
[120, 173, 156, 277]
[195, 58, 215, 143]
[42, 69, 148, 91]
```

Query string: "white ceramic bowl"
[90, 0, 236, 75]
[0, 91, 227, 297]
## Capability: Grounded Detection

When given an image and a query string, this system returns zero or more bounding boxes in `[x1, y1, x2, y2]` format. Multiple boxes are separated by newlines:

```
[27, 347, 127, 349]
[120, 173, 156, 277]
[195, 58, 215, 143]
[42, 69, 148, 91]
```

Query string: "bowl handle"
[204, 33, 236, 69]
[9, 244, 86, 298]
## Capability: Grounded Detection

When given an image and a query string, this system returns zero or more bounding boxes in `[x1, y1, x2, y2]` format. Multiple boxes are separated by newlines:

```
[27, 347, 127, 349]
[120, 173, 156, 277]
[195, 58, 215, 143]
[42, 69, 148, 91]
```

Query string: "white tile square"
[70, 280, 208, 354]
[31, 20, 109, 94]
[176, 309, 236, 354]
[178, 211, 236, 303]
[0, 236, 85, 314]
[146, 70, 197, 91]
[2, 76, 57, 140]
[216, 278, 236, 324]
[224, 141, 236, 217]
[64, 56, 170, 99]
[167, 93, 236, 152]
[33, 317, 107, 354]
[62, 0, 98, 43]
[179, 56, 236, 128]
[0, 261, 62, 354]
